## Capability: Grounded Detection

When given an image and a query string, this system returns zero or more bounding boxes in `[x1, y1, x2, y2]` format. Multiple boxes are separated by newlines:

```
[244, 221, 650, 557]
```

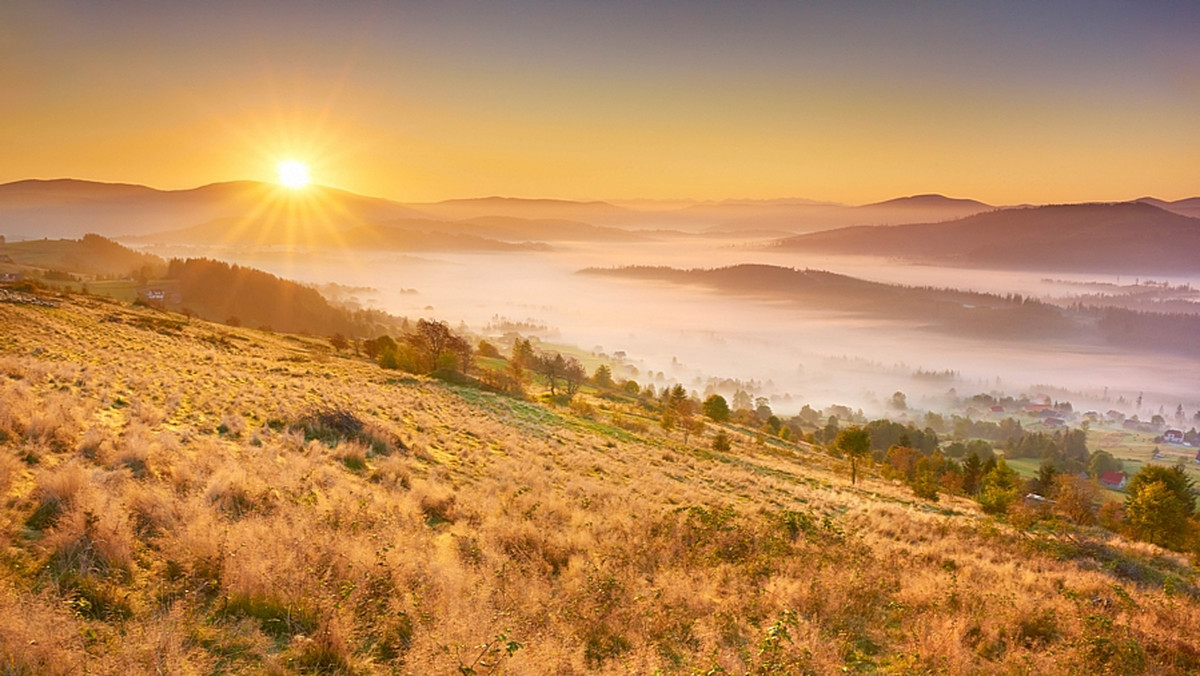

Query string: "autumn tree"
[1052, 474, 1099, 526]
[1125, 464, 1196, 549]
[511, 338, 535, 367]
[702, 394, 731, 423]
[835, 426, 871, 485]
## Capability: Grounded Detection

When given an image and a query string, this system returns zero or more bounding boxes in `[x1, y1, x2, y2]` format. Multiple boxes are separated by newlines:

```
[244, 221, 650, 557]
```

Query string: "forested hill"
[164, 258, 401, 336]
[583, 264, 1200, 357]
[773, 202, 1200, 274]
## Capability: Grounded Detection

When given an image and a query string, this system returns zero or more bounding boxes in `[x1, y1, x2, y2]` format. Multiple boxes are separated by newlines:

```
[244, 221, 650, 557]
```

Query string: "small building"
[0, 271, 24, 283]
[990, 405, 1005, 414]
[1044, 417, 1066, 428]
[1163, 429, 1184, 444]
[136, 284, 181, 304]
[1099, 471, 1128, 490]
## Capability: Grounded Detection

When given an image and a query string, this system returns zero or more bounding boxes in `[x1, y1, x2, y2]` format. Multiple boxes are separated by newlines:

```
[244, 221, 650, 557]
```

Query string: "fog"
[165, 237, 1200, 420]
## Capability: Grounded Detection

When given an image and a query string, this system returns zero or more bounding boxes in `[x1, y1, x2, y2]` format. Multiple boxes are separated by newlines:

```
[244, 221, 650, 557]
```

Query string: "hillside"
[583, 264, 1200, 357]
[1, 290, 1198, 673]
[0, 237, 403, 337]
[0, 233, 165, 278]
[774, 202, 1200, 273]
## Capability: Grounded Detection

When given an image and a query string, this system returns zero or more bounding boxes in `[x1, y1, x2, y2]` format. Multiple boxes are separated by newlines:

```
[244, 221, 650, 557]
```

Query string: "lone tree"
[702, 394, 731, 422]
[1125, 464, 1195, 550]
[835, 426, 871, 485]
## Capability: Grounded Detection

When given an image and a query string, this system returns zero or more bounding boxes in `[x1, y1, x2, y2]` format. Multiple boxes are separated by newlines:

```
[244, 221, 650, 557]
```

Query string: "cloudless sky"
[2, 0, 1197, 203]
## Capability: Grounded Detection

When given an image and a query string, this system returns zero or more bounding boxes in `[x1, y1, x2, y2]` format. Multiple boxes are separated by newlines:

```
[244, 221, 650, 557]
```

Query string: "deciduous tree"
[835, 426, 871, 485]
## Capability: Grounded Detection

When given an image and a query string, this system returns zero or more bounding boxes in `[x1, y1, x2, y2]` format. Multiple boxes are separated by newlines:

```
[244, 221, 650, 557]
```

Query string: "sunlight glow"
[277, 160, 310, 189]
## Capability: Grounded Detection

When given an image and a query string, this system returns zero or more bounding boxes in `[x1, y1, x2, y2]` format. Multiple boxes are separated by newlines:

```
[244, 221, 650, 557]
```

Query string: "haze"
[171, 237, 1200, 419]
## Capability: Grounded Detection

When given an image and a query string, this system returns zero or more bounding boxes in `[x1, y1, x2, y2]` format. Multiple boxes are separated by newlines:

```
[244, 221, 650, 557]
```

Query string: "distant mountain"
[1135, 196, 1200, 219]
[774, 202, 1200, 274]
[858, 194, 992, 217]
[584, 263, 1200, 357]
[0, 179, 644, 246]
[406, 196, 636, 226]
[647, 194, 992, 234]
[0, 179, 433, 239]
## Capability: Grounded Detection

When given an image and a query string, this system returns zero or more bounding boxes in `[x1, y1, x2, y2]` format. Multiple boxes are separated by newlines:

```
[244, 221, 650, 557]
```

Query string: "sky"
[2, 0, 1198, 204]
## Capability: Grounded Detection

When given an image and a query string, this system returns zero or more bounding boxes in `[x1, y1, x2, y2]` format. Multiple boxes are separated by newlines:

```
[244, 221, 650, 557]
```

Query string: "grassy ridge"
[1, 290, 1198, 674]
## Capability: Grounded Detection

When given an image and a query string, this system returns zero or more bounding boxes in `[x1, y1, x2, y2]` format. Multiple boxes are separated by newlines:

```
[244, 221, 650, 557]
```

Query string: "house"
[136, 284, 181, 304]
[1163, 429, 1184, 444]
[990, 405, 1005, 414]
[0, 272, 23, 283]
[1099, 471, 1128, 490]
[1044, 417, 1066, 428]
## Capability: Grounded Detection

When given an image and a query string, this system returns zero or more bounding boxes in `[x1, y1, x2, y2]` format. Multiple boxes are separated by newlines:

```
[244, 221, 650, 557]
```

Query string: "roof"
[1099, 471, 1127, 485]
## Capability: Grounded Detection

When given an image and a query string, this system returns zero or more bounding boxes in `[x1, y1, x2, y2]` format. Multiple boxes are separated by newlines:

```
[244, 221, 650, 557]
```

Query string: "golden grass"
[0, 293, 1198, 674]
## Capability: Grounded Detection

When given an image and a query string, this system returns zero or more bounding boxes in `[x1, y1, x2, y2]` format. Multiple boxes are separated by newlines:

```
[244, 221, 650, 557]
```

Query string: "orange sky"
[2, 1, 1198, 205]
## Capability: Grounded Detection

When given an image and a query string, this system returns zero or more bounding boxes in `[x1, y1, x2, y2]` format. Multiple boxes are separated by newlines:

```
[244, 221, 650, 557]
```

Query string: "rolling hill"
[0, 179, 434, 240]
[774, 202, 1200, 273]
[1, 289, 1199, 673]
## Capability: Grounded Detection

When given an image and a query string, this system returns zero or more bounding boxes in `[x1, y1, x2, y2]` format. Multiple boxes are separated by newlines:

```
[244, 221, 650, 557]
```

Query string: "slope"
[0, 290, 1197, 674]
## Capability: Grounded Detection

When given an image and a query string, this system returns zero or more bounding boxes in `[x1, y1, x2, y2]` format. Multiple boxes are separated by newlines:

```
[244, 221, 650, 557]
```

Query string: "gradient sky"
[2, 0, 1198, 204]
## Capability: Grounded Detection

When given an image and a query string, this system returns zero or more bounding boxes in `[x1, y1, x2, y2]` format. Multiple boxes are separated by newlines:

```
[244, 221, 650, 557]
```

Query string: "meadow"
[1, 289, 1199, 674]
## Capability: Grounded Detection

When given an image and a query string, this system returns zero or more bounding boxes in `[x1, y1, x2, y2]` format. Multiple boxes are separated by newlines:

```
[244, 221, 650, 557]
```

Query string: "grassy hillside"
[1, 290, 1199, 674]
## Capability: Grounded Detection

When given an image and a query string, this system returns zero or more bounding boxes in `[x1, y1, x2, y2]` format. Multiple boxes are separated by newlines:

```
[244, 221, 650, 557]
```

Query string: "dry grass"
[0, 294, 1198, 674]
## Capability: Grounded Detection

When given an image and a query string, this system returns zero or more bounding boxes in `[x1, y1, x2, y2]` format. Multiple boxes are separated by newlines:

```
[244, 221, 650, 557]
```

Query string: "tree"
[1032, 460, 1058, 496]
[732, 390, 753, 412]
[562, 356, 586, 400]
[1088, 449, 1123, 477]
[701, 394, 731, 423]
[534, 353, 566, 396]
[412, 318, 455, 367]
[1052, 474, 1099, 526]
[962, 453, 983, 496]
[511, 338, 535, 367]
[363, 335, 396, 360]
[890, 391, 908, 410]
[1124, 464, 1196, 549]
[591, 364, 614, 389]
[477, 340, 501, 359]
[329, 333, 349, 352]
[712, 431, 731, 452]
[978, 458, 1020, 515]
[834, 426, 871, 485]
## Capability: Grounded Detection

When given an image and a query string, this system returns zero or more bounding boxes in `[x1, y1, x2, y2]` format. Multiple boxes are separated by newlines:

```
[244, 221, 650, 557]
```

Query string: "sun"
[276, 160, 311, 189]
